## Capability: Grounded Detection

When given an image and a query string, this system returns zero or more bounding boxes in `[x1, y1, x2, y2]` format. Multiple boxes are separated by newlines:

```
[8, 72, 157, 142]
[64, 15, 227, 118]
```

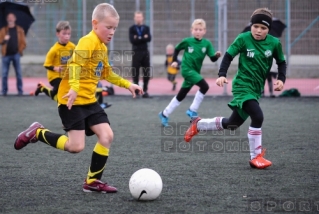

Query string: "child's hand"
[54, 66, 62, 72]
[62, 89, 77, 110]
[171, 62, 178, 68]
[274, 80, 284, 91]
[216, 77, 228, 87]
[215, 51, 222, 58]
[128, 84, 144, 98]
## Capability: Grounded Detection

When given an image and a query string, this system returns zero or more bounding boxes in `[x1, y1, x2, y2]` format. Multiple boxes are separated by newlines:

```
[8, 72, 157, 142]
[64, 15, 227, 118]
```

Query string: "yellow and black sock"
[86, 143, 109, 184]
[40, 86, 52, 98]
[36, 129, 67, 150]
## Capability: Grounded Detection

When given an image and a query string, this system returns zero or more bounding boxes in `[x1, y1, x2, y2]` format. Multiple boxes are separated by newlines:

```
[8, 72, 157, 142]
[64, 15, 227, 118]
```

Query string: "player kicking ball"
[14, 3, 142, 193]
[184, 8, 286, 169]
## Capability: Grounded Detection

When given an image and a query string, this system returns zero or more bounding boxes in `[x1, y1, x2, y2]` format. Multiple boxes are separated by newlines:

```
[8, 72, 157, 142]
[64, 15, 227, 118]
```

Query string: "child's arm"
[43, 47, 62, 72]
[103, 66, 143, 98]
[273, 41, 286, 91]
[171, 49, 181, 68]
[216, 52, 234, 87]
[274, 61, 286, 91]
[209, 51, 222, 62]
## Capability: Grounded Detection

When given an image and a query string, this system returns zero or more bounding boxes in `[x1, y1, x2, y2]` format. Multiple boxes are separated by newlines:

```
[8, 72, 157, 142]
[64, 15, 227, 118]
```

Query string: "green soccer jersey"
[227, 32, 285, 95]
[226, 32, 285, 120]
[176, 37, 216, 73]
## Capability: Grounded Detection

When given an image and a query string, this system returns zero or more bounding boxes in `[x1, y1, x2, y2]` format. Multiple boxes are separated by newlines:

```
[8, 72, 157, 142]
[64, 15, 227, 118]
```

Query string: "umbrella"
[0, 1, 35, 35]
[242, 18, 286, 38]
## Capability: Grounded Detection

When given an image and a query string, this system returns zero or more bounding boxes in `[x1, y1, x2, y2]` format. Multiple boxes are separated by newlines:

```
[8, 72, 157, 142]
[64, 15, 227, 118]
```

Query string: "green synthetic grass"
[1, 95, 318, 214]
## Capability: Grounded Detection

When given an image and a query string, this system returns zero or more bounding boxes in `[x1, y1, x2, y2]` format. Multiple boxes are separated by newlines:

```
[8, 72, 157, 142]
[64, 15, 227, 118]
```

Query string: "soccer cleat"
[184, 117, 201, 142]
[14, 122, 44, 150]
[249, 149, 272, 169]
[158, 111, 169, 127]
[186, 109, 198, 118]
[100, 103, 112, 109]
[83, 179, 117, 193]
[34, 82, 45, 96]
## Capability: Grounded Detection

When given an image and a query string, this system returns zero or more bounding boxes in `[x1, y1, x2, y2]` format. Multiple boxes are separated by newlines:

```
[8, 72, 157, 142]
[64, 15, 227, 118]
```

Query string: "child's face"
[251, 23, 269, 40]
[191, 24, 206, 40]
[166, 47, 174, 55]
[56, 29, 71, 44]
[93, 16, 119, 44]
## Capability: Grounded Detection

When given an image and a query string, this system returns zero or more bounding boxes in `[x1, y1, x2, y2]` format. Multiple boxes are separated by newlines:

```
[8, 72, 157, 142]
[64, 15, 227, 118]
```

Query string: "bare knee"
[98, 133, 114, 147]
[66, 142, 85, 153]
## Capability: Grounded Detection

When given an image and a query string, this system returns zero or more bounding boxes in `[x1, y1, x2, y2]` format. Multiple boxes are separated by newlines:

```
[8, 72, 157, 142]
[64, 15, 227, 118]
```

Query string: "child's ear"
[92, 19, 98, 29]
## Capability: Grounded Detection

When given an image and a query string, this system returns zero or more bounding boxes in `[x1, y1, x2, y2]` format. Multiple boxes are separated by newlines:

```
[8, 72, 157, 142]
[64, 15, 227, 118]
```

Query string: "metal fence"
[21, 0, 319, 57]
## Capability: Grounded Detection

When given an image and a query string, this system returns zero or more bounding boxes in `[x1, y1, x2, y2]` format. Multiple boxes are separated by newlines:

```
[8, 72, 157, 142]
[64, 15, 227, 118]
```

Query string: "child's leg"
[14, 122, 85, 153]
[184, 109, 245, 142]
[49, 79, 61, 101]
[162, 87, 192, 117]
[197, 109, 245, 131]
[87, 123, 113, 184]
[242, 100, 264, 159]
[189, 79, 209, 113]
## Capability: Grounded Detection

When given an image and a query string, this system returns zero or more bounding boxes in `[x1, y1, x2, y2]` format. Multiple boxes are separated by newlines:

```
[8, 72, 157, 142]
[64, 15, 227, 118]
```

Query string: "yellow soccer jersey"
[166, 55, 179, 75]
[43, 41, 76, 82]
[58, 30, 131, 105]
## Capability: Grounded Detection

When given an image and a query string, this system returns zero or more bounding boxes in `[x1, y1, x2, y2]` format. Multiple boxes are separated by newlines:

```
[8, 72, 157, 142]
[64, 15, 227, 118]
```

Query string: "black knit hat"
[251, 14, 272, 30]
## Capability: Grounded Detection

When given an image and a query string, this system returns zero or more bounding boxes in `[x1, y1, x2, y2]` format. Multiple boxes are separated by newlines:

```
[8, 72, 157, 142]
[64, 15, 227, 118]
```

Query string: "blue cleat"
[158, 111, 169, 127]
[186, 109, 198, 118]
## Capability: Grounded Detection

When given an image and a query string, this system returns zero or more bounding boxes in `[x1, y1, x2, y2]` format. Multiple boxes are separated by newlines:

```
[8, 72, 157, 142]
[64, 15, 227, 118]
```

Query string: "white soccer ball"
[129, 168, 163, 201]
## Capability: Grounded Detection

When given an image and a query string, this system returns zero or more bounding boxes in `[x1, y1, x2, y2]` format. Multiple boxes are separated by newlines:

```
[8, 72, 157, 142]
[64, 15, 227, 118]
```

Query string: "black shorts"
[58, 102, 110, 136]
[167, 73, 176, 82]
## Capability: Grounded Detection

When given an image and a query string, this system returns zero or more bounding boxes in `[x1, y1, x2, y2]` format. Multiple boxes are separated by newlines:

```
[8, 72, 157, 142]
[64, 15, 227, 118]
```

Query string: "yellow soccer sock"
[36, 129, 67, 150]
[86, 143, 109, 184]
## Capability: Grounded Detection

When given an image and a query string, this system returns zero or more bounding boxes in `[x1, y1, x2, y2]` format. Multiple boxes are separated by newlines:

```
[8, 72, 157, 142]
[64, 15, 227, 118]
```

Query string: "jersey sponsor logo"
[188, 47, 194, 53]
[60, 56, 71, 64]
[201, 47, 206, 53]
[264, 50, 272, 57]
[95, 61, 103, 77]
[247, 49, 255, 58]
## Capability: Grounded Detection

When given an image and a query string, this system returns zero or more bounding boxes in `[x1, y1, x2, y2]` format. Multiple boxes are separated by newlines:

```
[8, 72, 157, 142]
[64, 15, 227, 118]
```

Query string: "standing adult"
[0, 13, 26, 96]
[129, 11, 152, 98]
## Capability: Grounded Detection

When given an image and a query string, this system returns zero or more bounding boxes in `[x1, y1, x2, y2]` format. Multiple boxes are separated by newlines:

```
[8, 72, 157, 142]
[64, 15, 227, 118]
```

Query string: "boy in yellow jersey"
[32, 21, 75, 101]
[14, 3, 143, 193]
[165, 44, 181, 91]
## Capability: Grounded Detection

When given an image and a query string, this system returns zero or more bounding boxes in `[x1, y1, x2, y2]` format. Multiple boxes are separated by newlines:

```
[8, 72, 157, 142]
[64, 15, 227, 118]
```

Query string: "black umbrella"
[0, 1, 35, 35]
[242, 18, 286, 38]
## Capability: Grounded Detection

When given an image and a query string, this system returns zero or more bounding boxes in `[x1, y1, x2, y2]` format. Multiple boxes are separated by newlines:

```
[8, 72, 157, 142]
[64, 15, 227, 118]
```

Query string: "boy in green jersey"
[185, 8, 286, 169]
[159, 19, 221, 127]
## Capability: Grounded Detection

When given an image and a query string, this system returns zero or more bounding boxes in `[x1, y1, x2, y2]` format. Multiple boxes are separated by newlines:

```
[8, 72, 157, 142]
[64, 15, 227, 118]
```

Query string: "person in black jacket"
[129, 11, 152, 98]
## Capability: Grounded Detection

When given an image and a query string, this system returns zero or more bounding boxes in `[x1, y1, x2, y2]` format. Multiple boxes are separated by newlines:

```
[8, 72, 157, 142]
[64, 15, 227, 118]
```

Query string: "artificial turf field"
[0, 95, 318, 214]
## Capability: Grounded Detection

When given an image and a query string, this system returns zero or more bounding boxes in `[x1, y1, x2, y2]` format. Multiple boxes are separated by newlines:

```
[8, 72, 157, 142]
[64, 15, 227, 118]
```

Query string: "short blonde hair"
[92, 3, 120, 21]
[251, 8, 273, 19]
[56, 21, 71, 33]
[191, 19, 206, 29]
[166, 44, 174, 50]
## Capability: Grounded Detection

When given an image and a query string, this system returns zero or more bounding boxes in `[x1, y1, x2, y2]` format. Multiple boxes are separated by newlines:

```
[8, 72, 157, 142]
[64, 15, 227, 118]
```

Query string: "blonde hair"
[92, 3, 119, 21]
[166, 44, 174, 50]
[191, 19, 206, 29]
[56, 21, 71, 33]
[251, 8, 273, 19]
